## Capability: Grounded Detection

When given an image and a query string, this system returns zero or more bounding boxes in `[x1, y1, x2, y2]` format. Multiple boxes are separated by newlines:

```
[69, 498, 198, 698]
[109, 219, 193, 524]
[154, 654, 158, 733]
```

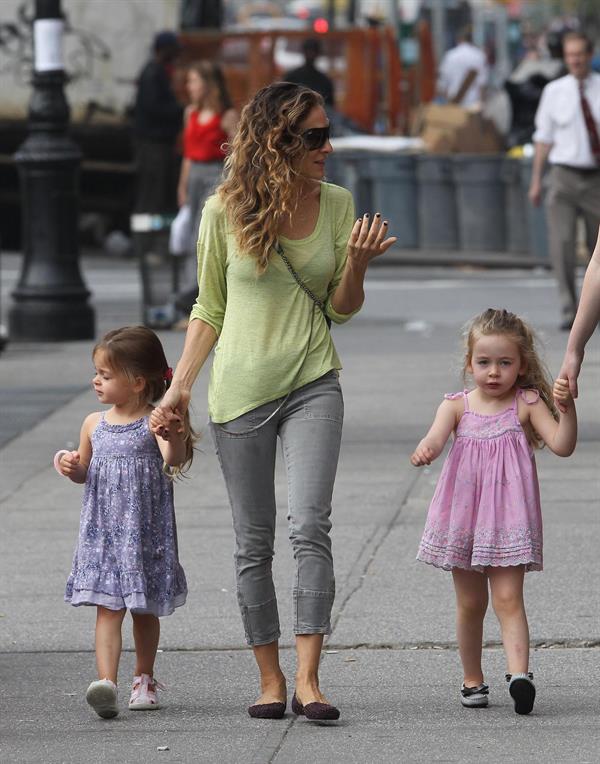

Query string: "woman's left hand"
[553, 376, 575, 413]
[347, 213, 397, 269]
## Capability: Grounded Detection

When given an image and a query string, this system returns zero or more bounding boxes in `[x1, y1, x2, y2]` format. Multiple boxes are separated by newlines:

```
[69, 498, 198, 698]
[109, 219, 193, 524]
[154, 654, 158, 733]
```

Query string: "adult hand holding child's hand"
[553, 377, 574, 412]
[150, 386, 190, 440]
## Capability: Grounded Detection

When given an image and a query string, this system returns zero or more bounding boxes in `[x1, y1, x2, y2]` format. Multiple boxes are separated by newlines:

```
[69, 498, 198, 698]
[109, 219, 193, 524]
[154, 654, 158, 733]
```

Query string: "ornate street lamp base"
[9, 2, 96, 343]
[9, 299, 95, 341]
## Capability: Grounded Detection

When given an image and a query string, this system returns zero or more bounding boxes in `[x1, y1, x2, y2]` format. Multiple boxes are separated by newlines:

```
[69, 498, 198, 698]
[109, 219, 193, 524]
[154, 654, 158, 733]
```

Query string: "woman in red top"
[176, 61, 238, 314]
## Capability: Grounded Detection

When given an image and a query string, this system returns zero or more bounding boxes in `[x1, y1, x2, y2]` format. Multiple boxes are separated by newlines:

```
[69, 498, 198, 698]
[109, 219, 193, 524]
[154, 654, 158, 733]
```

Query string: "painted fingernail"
[383, 220, 388, 225]
[365, 213, 370, 218]
[375, 212, 380, 217]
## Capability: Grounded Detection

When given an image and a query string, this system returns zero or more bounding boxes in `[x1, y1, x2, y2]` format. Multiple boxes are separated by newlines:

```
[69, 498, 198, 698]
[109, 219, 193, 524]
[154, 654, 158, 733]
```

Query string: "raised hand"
[347, 213, 398, 268]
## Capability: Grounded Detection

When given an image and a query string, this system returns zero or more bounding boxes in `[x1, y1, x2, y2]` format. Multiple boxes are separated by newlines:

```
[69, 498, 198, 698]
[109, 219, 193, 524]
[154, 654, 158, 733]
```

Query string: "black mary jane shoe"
[506, 672, 536, 715]
[291, 692, 340, 721]
[247, 701, 286, 719]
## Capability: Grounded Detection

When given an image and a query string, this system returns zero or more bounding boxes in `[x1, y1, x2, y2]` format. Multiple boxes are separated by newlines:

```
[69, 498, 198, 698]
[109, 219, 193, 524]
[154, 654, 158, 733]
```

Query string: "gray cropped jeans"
[210, 371, 343, 646]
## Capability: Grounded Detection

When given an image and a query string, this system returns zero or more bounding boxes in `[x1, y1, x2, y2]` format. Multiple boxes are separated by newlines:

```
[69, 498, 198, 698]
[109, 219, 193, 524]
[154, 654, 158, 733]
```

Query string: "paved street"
[1, 252, 599, 763]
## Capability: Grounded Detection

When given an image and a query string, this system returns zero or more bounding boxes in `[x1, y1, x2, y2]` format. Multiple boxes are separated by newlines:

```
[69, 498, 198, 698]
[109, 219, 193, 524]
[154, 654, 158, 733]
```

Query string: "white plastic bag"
[169, 204, 191, 255]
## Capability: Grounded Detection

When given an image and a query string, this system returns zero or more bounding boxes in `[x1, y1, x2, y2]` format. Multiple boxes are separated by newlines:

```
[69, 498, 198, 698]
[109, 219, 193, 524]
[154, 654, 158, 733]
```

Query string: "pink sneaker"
[128, 673, 164, 710]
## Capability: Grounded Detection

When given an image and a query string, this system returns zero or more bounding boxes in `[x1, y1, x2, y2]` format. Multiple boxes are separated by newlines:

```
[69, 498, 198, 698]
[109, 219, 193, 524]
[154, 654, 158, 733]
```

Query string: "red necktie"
[579, 80, 600, 165]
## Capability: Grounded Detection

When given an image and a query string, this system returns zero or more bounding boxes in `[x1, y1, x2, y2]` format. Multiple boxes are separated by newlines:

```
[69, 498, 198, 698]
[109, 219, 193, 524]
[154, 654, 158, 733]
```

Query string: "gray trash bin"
[452, 155, 506, 251]
[368, 153, 419, 248]
[501, 157, 529, 253]
[520, 158, 549, 261]
[328, 150, 372, 216]
[417, 155, 458, 250]
[324, 151, 345, 188]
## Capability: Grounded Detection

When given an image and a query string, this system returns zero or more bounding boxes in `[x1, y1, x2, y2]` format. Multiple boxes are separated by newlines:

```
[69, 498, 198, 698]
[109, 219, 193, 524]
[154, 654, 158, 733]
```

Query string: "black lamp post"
[9, 0, 94, 341]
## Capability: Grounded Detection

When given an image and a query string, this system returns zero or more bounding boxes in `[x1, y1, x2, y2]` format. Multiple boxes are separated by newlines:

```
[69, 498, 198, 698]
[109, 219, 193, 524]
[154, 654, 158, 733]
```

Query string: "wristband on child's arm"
[53, 449, 70, 475]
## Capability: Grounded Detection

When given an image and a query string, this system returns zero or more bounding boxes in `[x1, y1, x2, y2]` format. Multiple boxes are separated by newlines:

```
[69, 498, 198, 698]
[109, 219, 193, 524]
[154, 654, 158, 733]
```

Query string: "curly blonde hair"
[216, 81, 324, 271]
[462, 308, 558, 448]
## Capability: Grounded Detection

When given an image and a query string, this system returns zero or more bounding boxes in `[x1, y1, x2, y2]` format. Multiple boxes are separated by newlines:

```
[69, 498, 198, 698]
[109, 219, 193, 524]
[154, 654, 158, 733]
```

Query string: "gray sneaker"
[460, 682, 489, 708]
[86, 678, 119, 718]
[506, 672, 535, 715]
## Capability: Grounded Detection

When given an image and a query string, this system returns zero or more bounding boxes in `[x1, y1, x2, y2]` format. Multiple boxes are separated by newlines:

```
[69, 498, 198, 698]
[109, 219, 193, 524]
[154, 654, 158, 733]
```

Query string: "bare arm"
[57, 413, 98, 484]
[527, 381, 577, 457]
[330, 214, 397, 315]
[559, 233, 600, 399]
[411, 399, 459, 466]
[178, 157, 191, 207]
[150, 318, 217, 437]
[528, 142, 551, 206]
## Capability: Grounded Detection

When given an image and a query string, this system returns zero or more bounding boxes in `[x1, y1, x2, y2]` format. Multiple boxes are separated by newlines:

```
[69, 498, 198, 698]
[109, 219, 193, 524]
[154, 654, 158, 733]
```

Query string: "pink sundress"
[417, 389, 543, 573]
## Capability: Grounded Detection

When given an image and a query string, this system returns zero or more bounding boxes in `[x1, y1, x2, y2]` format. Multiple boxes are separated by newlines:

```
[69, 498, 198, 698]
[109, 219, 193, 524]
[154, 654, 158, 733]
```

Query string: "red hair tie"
[164, 367, 174, 387]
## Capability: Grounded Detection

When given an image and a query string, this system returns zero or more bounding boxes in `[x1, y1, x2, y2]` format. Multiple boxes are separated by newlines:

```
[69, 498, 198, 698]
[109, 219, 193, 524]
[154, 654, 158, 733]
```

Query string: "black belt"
[554, 164, 600, 174]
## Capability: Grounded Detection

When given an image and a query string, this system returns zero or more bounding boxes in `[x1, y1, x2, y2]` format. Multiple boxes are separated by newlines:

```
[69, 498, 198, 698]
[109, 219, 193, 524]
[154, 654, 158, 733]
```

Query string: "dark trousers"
[134, 139, 179, 214]
[546, 165, 600, 320]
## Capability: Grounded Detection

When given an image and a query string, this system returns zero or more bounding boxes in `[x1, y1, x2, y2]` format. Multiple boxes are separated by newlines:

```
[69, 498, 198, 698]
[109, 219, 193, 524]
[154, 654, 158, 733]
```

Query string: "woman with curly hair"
[151, 81, 396, 720]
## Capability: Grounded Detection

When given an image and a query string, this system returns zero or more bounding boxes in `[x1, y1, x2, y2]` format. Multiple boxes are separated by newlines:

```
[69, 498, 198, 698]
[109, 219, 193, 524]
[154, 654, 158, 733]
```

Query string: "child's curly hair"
[463, 308, 558, 448]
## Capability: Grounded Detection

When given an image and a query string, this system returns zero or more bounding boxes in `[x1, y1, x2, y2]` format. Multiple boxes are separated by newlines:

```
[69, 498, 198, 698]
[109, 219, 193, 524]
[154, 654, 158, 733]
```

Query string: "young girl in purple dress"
[411, 309, 577, 715]
[55, 326, 195, 719]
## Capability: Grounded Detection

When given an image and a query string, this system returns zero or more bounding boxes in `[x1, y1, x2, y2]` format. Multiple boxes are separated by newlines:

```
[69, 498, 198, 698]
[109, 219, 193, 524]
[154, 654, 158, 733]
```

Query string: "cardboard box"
[418, 103, 503, 154]
[421, 125, 455, 154]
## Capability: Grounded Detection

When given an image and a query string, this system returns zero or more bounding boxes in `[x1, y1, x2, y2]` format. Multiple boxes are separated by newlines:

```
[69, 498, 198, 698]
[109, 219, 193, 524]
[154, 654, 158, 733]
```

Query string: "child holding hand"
[411, 309, 576, 715]
[55, 326, 195, 719]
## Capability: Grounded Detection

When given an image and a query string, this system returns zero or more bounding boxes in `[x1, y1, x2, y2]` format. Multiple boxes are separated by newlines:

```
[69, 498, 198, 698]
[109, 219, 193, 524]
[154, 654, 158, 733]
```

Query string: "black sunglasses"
[300, 125, 331, 151]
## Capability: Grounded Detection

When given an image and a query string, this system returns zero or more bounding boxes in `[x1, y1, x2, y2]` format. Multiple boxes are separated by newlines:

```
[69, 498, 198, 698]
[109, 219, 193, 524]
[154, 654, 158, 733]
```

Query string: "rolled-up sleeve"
[189, 198, 227, 335]
[532, 85, 554, 145]
[325, 189, 360, 324]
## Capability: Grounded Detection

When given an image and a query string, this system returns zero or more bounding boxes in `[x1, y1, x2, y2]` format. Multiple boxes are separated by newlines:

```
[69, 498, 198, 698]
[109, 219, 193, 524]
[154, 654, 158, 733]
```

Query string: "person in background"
[437, 26, 488, 108]
[504, 30, 566, 148]
[176, 61, 238, 316]
[529, 31, 600, 330]
[283, 38, 335, 108]
[133, 31, 183, 214]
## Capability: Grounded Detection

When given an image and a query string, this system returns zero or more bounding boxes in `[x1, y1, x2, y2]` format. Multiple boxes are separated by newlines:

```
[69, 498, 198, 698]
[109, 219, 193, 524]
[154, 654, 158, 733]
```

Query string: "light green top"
[190, 182, 358, 423]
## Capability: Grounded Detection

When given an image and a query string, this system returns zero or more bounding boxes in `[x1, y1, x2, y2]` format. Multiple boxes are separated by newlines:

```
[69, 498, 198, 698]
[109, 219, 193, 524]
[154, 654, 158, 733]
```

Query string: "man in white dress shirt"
[529, 32, 600, 329]
[437, 27, 488, 107]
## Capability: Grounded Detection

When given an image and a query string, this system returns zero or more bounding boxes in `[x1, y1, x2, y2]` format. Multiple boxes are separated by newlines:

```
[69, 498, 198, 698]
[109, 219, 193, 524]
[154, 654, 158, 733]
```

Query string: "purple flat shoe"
[291, 692, 340, 721]
[247, 701, 286, 719]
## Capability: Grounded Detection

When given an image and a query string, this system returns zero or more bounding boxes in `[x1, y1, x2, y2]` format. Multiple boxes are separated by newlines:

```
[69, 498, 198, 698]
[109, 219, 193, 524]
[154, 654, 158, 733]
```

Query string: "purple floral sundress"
[417, 389, 543, 573]
[65, 415, 187, 615]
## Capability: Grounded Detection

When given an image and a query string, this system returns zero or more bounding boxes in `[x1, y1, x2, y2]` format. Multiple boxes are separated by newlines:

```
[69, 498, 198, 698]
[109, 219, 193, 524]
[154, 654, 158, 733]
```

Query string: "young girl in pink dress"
[411, 309, 577, 715]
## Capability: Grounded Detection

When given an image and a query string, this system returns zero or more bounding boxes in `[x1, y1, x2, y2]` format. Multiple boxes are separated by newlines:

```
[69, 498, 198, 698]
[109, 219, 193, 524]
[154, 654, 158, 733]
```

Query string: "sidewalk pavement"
[1, 253, 599, 763]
